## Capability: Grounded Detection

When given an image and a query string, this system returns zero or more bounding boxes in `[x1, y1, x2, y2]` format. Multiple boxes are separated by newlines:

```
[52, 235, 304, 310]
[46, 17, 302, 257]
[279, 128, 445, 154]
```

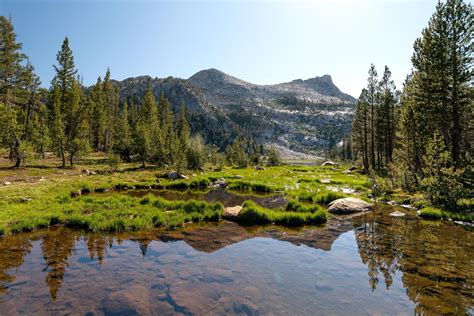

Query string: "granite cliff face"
[114, 69, 356, 156]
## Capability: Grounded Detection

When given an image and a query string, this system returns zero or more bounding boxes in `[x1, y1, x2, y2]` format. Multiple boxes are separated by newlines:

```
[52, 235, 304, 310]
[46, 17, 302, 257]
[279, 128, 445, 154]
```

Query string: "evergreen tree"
[50, 37, 89, 166]
[352, 89, 370, 170]
[112, 100, 132, 161]
[0, 16, 25, 106]
[90, 77, 106, 151]
[367, 64, 379, 169]
[30, 103, 50, 158]
[175, 104, 190, 173]
[158, 93, 174, 165]
[376, 66, 397, 166]
[267, 146, 281, 166]
[396, 0, 473, 194]
[133, 82, 158, 167]
[421, 131, 465, 210]
[102, 68, 119, 151]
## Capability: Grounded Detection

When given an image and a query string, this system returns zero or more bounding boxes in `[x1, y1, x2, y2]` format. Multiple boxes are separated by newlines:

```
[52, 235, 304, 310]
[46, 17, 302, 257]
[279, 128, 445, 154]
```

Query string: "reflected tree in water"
[41, 228, 76, 300]
[86, 234, 113, 264]
[352, 207, 474, 314]
[0, 234, 35, 294]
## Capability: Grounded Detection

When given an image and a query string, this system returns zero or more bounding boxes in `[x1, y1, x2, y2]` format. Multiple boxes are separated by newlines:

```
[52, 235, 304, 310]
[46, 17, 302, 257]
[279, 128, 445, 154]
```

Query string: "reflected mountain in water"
[0, 206, 472, 315]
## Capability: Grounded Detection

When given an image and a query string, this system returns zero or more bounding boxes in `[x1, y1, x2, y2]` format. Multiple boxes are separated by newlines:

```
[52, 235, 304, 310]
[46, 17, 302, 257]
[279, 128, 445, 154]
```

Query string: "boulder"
[320, 179, 331, 184]
[223, 205, 243, 219]
[390, 211, 406, 217]
[168, 172, 179, 179]
[328, 197, 373, 214]
[321, 161, 336, 166]
[179, 174, 189, 180]
[209, 178, 227, 189]
[3, 181, 12, 186]
[255, 166, 265, 170]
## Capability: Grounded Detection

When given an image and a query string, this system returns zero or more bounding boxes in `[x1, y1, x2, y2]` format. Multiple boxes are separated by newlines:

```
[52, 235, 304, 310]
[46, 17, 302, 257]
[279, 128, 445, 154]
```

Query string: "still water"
[0, 207, 472, 315]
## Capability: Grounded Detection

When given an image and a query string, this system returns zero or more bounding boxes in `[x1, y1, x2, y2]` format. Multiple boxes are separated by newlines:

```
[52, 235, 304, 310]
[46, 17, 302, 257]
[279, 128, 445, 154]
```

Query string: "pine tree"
[175, 104, 190, 173]
[112, 100, 132, 161]
[49, 85, 67, 167]
[52, 37, 77, 105]
[421, 131, 465, 210]
[50, 37, 89, 166]
[30, 103, 50, 159]
[0, 17, 43, 167]
[133, 82, 159, 167]
[102, 68, 119, 151]
[0, 16, 25, 106]
[367, 64, 379, 169]
[90, 77, 106, 151]
[66, 80, 90, 166]
[352, 89, 370, 170]
[158, 93, 174, 165]
[396, 0, 473, 194]
[377, 66, 397, 166]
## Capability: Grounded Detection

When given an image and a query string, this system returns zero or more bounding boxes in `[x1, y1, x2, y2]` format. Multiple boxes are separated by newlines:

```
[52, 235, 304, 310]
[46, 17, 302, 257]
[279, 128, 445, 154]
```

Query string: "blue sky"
[2, 0, 439, 97]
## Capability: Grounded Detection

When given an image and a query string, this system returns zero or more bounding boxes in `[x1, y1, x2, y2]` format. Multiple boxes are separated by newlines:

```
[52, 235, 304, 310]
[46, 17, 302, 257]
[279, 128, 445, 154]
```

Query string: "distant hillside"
[114, 69, 356, 156]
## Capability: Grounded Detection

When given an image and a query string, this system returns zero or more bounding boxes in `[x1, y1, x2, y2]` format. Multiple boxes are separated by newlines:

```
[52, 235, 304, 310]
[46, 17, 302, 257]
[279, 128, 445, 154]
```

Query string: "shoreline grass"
[237, 200, 328, 226]
[1, 157, 470, 235]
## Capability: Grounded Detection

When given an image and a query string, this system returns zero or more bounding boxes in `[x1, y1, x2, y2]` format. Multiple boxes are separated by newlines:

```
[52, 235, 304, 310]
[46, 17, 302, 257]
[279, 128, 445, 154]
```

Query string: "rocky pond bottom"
[0, 208, 472, 315]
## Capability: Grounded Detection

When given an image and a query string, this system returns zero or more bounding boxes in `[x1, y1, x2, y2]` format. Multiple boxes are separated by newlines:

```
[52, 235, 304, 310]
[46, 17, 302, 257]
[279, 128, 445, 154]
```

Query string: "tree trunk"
[14, 157, 21, 168]
[61, 151, 66, 168]
[370, 103, 376, 169]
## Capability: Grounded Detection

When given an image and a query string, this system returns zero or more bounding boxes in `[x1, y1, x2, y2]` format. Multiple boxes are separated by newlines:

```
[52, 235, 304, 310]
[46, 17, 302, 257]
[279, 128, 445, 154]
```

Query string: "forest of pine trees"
[352, 0, 473, 212]
[0, 16, 279, 171]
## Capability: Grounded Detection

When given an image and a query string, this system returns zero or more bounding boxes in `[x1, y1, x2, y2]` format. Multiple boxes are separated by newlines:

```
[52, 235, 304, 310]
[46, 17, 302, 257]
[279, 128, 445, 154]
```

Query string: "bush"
[107, 152, 121, 173]
[267, 146, 282, 166]
[187, 135, 207, 170]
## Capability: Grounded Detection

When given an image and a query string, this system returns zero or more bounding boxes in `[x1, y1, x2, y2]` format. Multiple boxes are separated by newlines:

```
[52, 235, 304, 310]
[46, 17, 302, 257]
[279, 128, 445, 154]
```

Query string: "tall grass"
[238, 200, 328, 226]
[419, 207, 442, 220]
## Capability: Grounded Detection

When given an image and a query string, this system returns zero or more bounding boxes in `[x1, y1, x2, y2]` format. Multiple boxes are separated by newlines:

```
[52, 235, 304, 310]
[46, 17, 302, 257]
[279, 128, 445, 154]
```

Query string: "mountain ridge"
[114, 68, 356, 156]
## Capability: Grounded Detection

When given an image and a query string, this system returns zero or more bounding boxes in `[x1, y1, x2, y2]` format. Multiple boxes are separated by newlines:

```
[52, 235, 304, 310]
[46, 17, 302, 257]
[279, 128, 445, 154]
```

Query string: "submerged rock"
[328, 198, 373, 214]
[101, 284, 151, 315]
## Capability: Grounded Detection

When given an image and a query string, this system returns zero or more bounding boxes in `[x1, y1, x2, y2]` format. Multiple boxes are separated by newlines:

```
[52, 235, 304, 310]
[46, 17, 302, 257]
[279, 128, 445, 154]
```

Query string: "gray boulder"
[328, 197, 373, 214]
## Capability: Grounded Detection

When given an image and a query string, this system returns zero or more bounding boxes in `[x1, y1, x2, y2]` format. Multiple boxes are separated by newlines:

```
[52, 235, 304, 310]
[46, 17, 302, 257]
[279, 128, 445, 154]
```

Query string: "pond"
[123, 188, 288, 209]
[0, 206, 472, 315]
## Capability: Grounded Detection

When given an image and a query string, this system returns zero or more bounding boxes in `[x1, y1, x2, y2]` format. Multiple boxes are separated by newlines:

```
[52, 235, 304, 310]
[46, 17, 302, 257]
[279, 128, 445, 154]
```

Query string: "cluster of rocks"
[209, 178, 227, 189]
[82, 169, 96, 176]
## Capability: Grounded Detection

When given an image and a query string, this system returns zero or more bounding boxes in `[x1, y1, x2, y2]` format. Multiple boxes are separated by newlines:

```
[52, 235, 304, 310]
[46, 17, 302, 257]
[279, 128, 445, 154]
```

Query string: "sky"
[1, 0, 441, 97]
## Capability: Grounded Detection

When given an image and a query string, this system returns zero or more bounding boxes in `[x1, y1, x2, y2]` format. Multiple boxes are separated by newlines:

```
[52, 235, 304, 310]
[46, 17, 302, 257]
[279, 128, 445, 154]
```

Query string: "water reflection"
[353, 205, 474, 314]
[0, 208, 472, 315]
